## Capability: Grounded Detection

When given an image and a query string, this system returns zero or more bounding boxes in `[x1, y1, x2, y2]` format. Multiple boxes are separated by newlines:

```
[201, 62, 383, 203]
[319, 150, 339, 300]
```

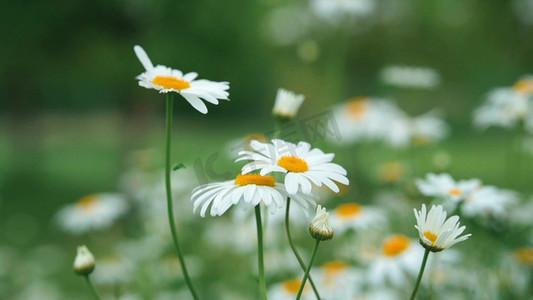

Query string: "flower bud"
[272, 88, 305, 120]
[74, 245, 95, 275]
[309, 205, 333, 241]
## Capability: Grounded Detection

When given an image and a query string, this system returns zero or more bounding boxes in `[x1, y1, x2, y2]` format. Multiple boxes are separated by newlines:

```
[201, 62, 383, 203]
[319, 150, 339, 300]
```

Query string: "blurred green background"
[1, 0, 533, 298]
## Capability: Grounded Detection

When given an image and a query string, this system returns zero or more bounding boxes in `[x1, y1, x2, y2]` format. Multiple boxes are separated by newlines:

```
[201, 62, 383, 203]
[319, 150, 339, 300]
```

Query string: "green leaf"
[172, 163, 186, 171]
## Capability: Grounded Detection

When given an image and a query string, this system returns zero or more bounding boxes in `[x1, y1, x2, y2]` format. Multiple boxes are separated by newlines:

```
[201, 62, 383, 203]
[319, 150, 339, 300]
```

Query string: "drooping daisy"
[414, 204, 471, 252]
[133, 45, 229, 114]
[329, 202, 386, 234]
[55, 194, 128, 235]
[415, 173, 481, 203]
[236, 139, 349, 195]
[191, 174, 316, 217]
[272, 88, 305, 119]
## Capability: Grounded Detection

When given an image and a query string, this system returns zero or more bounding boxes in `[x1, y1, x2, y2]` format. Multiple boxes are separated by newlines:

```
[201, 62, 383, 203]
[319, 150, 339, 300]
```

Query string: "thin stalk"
[84, 275, 102, 300]
[165, 94, 200, 300]
[410, 248, 431, 300]
[284, 198, 321, 299]
[296, 239, 320, 300]
[255, 205, 268, 300]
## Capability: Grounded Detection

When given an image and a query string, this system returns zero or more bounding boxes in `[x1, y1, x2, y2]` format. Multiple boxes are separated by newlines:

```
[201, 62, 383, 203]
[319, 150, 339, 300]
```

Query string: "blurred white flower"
[461, 185, 518, 219]
[133, 45, 229, 114]
[380, 65, 441, 89]
[310, 0, 374, 23]
[92, 255, 135, 285]
[237, 139, 349, 194]
[473, 76, 533, 133]
[416, 173, 481, 203]
[272, 88, 305, 119]
[267, 278, 313, 300]
[414, 204, 471, 252]
[331, 98, 449, 147]
[366, 234, 422, 287]
[55, 194, 128, 235]
[329, 202, 386, 234]
[331, 97, 401, 144]
[311, 261, 362, 299]
[192, 174, 315, 217]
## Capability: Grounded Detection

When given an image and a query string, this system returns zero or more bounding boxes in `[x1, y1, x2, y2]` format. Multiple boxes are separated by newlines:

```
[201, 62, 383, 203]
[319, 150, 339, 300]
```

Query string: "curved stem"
[285, 198, 321, 299]
[165, 94, 200, 300]
[84, 275, 102, 300]
[296, 239, 320, 300]
[410, 248, 431, 300]
[255, 205, 268, 300]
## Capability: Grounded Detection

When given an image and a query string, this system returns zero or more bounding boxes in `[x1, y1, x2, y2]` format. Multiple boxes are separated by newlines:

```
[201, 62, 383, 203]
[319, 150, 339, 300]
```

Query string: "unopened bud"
[74, 245, 95, 275]
[309, 205, 333, 241]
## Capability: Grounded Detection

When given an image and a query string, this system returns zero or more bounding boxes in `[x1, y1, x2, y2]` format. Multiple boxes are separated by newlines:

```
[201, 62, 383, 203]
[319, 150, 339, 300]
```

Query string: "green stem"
[285, 198, 321, 299]
[165, 94, 200, 300]
[255, 205, 268, 300]
[84, 275, 102, 300]
[296, 239, 320, 300]
[410, 248, 431, 300]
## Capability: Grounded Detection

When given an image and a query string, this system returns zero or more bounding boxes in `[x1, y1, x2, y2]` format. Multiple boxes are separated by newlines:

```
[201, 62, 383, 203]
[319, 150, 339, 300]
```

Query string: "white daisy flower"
[312, 261, 361, 299]
[55, 194, 128, 235]
[331, 97, 402, 145]
[329, 202, 386, 235]
[474, 76, 533, 133]
[366, 234, 422, 288]
[380, 65, 441, 89]
[461, 185, 518, 219]
[415, 173, 481, 203]
[191, 174, 315, 217]
[133, 45, 230, 114]
[272, 88, 305, 119]
[236, 139, 349, 195]
[414, 204, 471, 252]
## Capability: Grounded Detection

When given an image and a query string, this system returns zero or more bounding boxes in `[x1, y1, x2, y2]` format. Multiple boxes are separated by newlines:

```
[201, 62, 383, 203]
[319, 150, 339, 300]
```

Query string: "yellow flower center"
[413, 136, 429, 145]
[379, 161, 404, 183]
[345, 97, 369, 120]
[277, 156, 309, 173]
[336, 203, 363, 218]
[514, 248, 533, 265]
[234, 174, 275, 187]
[448, 188, 462, 197]
[513, 79, 533, 95]
[424, 231, 439, 245]
[77, 195, 98, 210]
[152, 75, 191, 90]
[283, 278, 304, 294]
[323, 261, 348, 275]
[382, 235, 411, 257]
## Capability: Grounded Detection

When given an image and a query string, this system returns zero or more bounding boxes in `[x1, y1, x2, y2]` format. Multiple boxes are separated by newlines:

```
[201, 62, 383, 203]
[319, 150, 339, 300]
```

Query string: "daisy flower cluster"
[416, 173, 518, 220]
[332, 97, 449, 147]
[473, 75, 533, 133]
[192, 138, 349, 217]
